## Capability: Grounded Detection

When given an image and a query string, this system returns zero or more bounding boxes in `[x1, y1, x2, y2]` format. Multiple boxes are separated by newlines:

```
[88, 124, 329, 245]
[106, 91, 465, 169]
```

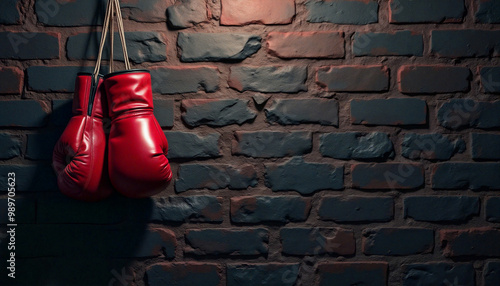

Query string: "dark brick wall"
[0, 0, 499, 285]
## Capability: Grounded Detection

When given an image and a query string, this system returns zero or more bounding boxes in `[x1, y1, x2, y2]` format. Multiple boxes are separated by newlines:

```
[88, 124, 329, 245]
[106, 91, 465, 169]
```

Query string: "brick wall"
[1, 0, 500, 285]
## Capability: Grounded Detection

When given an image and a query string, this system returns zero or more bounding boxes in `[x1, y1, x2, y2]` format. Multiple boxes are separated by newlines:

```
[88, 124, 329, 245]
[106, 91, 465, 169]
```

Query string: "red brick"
[0, 32, 59, 59]
[440, 227, 500, 257]
[232, 131, 312, 158]
[0, 133, 21, 159]
[351, 98, 427, 126]
[280, 227, 355, 256]
[389, 0, 464, 23]
[181, 99, 256, 127]
[267, 31, 344, 59]
[0, 67, 22, 94]
[480, 67, 500, 93]
[352, 163, 424, 190]
[431, 162, 500, 190]
[230, 196, 311, 223]
[398, 65, 470, 94]
[265, 157, 343, 195]
[121, 0, 170, 23]
[0, 100, 49, 127]
[0, 0, 20, 24]
[353, 31, 423, 56]
[67, 31, 165, 63]
[484, 261, 500, 285]
[35, 0, 168, 25]
[476, 0, 500, 23]
[265, 98, 338, 126]
[306, 0, 378, 24]
[167, 0, 209, 28]
[229, 66, 307, 93]
[146, 262, 222, 286]
[437, 99, 500, 129]
[432, 30, 500, 58]
[363, 228, 434, 256]
[151, 66, 219, 94]
[221, 0, 295, 26]
[404, 263, 474, 285]
[317, 65, 389, 92]
[227, 263, 299, 286]
[185, 228, 268, 256]
[318, 262, 388, 286]
[175, 163, 258, 192]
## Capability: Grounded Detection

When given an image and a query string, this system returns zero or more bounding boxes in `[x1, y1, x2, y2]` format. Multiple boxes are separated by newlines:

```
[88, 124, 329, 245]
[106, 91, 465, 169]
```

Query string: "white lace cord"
[93, 0, 130, 81]
[109, 0, 114, 73]
[93, 0, 113, 82]
[113, 0, 130, 70]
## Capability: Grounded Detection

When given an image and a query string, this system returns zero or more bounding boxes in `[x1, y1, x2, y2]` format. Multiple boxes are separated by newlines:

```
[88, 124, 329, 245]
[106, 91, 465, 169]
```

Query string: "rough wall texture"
[1, 0, 500, 285]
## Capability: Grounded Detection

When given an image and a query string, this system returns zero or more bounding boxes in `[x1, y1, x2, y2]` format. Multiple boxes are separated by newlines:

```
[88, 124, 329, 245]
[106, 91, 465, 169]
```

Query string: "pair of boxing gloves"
[52, 70, 173, 201]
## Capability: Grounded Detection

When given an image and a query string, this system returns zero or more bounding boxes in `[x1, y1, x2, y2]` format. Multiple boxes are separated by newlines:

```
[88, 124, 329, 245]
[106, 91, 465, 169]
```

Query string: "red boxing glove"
[104, 70, 173, 198]
[52, 73, 113, 201]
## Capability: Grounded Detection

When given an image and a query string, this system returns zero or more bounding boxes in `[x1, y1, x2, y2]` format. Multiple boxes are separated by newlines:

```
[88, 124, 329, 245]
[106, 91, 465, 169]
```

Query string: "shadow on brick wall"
[0, 193, 156, 285]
